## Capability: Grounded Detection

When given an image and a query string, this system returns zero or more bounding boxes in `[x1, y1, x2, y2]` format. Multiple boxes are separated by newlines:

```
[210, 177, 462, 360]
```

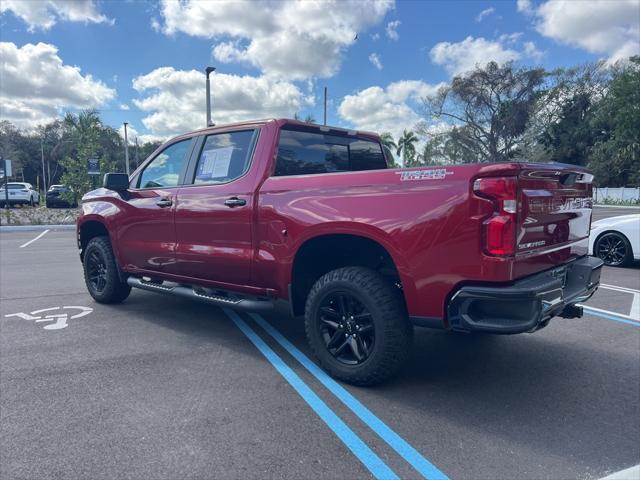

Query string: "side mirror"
[103, 173, 129, 191]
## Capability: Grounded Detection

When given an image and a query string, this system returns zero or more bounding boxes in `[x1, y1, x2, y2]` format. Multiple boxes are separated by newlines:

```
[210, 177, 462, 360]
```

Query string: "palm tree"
[396, 129, 418, 167]
[380, 132, 397, 152]
[293, 113, 317, 124]
[63, 109, 102, 139]
[379, 132, 399, 167]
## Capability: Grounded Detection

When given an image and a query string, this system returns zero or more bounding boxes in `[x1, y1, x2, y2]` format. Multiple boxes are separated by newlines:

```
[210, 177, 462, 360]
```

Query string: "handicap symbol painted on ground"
[4, 306, 93, 330]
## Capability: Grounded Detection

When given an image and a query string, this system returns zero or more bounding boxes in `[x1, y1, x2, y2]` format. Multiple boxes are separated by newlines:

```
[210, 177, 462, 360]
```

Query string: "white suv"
[0, 182, 40, 207]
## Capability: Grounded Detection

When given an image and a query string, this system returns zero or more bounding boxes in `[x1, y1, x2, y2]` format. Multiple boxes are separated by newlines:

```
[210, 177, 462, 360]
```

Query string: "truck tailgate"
[515, 164, 593, 276]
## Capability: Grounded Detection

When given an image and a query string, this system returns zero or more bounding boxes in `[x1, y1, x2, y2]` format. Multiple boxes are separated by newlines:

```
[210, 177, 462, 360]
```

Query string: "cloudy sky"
[1, 0, 638, 142]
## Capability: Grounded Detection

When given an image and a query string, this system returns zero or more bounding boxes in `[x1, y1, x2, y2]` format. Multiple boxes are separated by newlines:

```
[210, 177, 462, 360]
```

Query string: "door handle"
[224, 197, 247, 208]
[156, 198, 173, 208]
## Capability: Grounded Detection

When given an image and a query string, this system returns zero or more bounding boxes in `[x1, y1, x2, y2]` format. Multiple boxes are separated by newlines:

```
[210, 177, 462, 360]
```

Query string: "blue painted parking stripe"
[222, 308, 399, 480]
[582, 307, 640, 327]
[250, 313, 449, 480]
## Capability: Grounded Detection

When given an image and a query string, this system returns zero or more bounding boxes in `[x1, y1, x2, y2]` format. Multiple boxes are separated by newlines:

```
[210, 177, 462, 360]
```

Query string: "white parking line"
[600, 284, 640, 321]
[19, 229, 50, 248]
[601, 284, 640, 295]
[599, 464, 640, 480]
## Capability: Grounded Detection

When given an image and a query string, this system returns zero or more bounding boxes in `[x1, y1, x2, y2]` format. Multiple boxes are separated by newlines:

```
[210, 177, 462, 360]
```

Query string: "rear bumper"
[447, 256, 604, 334]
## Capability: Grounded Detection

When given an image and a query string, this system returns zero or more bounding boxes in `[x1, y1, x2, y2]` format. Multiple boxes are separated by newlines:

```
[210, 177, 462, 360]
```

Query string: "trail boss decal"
[396, 169, 454, 181]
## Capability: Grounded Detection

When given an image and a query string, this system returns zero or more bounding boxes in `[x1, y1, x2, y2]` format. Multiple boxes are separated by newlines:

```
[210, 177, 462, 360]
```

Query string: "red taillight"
[474, 176, 518, 256]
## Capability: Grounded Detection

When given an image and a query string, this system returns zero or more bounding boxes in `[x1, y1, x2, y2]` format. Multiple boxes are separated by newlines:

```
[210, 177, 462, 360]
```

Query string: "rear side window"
[192, 130, 257, 185]
[274, 128, 387, 176]
[138, 139, 191, 189]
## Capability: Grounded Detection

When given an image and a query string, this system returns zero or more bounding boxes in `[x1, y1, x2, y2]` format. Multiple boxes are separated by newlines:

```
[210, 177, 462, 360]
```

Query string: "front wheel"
[595, 232, 633, 267]
[304, 267, 413, 386]
[83, 236, 131, 303]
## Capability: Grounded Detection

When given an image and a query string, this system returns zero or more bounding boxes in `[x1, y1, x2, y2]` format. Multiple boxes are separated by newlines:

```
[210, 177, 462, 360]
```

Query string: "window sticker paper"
[196, 147, 233, 180]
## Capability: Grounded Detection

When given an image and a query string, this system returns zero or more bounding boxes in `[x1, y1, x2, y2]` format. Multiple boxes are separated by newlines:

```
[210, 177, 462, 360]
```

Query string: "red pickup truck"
[77, 118, 603, 385]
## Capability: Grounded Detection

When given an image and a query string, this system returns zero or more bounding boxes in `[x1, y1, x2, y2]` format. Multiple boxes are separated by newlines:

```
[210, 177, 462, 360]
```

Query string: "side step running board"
[127, 277, 274, 312]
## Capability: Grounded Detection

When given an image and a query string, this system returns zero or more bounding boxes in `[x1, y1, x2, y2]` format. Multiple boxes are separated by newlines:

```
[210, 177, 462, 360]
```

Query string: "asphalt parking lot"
[1, 208, 638, 480]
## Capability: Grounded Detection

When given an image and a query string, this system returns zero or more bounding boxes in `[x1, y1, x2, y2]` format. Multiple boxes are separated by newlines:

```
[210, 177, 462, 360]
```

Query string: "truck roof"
[184, 118, 381, 142]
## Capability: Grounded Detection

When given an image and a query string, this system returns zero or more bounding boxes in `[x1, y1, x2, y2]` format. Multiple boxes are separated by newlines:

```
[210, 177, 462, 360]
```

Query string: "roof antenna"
[205, 66, 216, 127]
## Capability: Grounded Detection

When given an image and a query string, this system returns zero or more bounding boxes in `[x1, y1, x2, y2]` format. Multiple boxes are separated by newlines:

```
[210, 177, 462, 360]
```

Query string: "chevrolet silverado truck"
[77, 118, 603, 385]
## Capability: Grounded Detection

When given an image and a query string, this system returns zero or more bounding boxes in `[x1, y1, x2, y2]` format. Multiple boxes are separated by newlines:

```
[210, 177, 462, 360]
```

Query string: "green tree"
[379, 132, 399, 167]
[396, 129, 418, 167]
[293, 113, 316, 123]
[588, 57, 640, 186]
[424, 61, 546, 162]
[527, 61, 610, 165]
[380, 132, 397, 152]
[59, 110, 118, 203]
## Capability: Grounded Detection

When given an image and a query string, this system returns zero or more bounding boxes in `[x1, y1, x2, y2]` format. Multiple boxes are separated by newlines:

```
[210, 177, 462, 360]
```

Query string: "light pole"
[123, 122, 130, 176]
[40, 136, 47, 194]
[323, 86, 327, 125]
[205, 66, 216, 127]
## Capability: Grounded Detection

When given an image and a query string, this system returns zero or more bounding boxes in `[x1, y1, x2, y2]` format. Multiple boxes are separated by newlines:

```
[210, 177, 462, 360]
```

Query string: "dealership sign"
[87, 158, 100, 176]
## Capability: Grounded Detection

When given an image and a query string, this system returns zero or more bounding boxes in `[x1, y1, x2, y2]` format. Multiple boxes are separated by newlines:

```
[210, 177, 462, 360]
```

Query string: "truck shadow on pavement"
[125, 291, 639, 476]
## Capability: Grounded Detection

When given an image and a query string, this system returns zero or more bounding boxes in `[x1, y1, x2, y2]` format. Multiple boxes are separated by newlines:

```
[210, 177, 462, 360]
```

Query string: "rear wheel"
[595, 232, 633, 267]
[304, 267, 413, 386]
[83, 236, 131, 303]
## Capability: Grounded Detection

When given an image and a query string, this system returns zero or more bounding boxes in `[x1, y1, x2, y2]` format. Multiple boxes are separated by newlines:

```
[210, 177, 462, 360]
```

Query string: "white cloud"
[338, 80, 444, 138]
[119, 103, 130, 111]
[369, 53, 383, 70]
[430, 36, 522, 76]
[499, 32, 524, 44]
[118, 123, 165, 147]
[524, 0, 640, 63]
[523, 41, 544, 61]
[150, 16, 161, 32]
[475, 7, 496, 22]
[429, 35, 545, 76]
[517, 0, 534, 15]
[0, 0, 111, 31]
[385, 20, 401, 40]
[132, 67, 312, 138]
[371, 32, 381, 41]
[0, 42, 116, 128]
[158, 0, 393, 80]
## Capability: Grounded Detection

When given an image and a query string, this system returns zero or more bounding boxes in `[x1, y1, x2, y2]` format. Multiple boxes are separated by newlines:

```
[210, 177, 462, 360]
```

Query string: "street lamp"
[123, 122, 130, 175]
[40, 135, 47, 194]
[205, 66, 216, 127]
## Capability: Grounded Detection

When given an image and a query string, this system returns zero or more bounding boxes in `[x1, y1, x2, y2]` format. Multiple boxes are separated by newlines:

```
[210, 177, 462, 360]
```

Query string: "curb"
[594, 204, 640, 209]
[0, 224, 75, 232]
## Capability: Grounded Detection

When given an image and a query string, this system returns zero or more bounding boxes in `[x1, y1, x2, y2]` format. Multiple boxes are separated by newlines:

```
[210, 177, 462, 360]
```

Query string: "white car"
[589, 214, 640, 267]
[0, 182, 40, 207]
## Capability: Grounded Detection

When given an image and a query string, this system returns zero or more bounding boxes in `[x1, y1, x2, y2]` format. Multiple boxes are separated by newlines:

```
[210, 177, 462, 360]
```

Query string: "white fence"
[594, 187, 640, 203]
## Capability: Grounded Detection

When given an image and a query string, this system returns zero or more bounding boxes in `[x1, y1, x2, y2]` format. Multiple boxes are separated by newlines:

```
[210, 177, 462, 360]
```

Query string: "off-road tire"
[304, 266, 413, 386]
[83, 236, 131, 303]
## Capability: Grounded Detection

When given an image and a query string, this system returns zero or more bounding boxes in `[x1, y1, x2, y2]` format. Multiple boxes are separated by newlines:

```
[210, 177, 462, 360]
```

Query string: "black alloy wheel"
[318, 291, 375, 365]
[304, 266, 413, 385]
[596, 232, 632, 267]
[86, 249, 108, 294]
[82, 236, 131, 303]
